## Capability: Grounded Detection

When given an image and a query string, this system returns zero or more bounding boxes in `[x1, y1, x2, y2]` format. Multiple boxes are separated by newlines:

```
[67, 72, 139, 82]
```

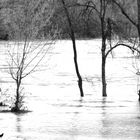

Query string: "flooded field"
[0, 40, 140, 140]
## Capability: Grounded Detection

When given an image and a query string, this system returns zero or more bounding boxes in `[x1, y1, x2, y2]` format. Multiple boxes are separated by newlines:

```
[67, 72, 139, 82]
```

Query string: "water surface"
[0, 40, 139, 140]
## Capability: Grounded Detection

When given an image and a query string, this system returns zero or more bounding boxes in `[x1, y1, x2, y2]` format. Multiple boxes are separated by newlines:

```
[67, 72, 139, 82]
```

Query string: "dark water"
[0, 40, 140, 140]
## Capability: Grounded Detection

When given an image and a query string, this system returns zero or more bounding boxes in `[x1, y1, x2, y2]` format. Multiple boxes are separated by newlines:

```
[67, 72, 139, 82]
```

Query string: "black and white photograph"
[0, 0, 139, 139]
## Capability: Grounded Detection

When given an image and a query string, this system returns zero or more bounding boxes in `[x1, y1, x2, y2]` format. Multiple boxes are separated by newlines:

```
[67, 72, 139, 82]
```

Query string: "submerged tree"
[111, 0, 140, 99]
[76, 0, 140, 97]
[76, 0, 111, 96]
[6, 0, 56, 112]
[60, 0, 84, 97]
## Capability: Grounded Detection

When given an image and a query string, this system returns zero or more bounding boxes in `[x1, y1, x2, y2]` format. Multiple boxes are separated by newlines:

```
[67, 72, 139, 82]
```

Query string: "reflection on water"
[0, 40, 140, 139]
[2, 95, 140, 140]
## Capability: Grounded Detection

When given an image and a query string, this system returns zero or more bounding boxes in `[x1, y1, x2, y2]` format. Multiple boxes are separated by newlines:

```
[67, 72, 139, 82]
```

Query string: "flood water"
[0, 40, 140, 140]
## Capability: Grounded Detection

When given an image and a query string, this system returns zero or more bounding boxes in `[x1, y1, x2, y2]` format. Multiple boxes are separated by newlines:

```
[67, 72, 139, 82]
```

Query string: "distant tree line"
[0, 0, 137, 40]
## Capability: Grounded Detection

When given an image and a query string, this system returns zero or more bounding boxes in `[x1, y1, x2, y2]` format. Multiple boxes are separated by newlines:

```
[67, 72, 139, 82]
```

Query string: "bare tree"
[111, 0, 140, 99]
[60, 0, 84, 97]
[76, 0, 140, 97]
[6, 0, 56, 112]
[76, 0, 111, 96]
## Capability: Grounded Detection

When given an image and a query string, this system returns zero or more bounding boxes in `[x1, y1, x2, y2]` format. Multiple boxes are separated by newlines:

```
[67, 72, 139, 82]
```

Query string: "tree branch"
[71, 2, 101, 18]
[106, 43, 140, 58]
[112, 0, 137, 27]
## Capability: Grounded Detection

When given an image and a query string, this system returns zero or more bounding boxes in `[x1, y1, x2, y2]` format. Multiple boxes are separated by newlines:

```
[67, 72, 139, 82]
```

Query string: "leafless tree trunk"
[61, 0, 84, 97]
[100, 0, 107, 96]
